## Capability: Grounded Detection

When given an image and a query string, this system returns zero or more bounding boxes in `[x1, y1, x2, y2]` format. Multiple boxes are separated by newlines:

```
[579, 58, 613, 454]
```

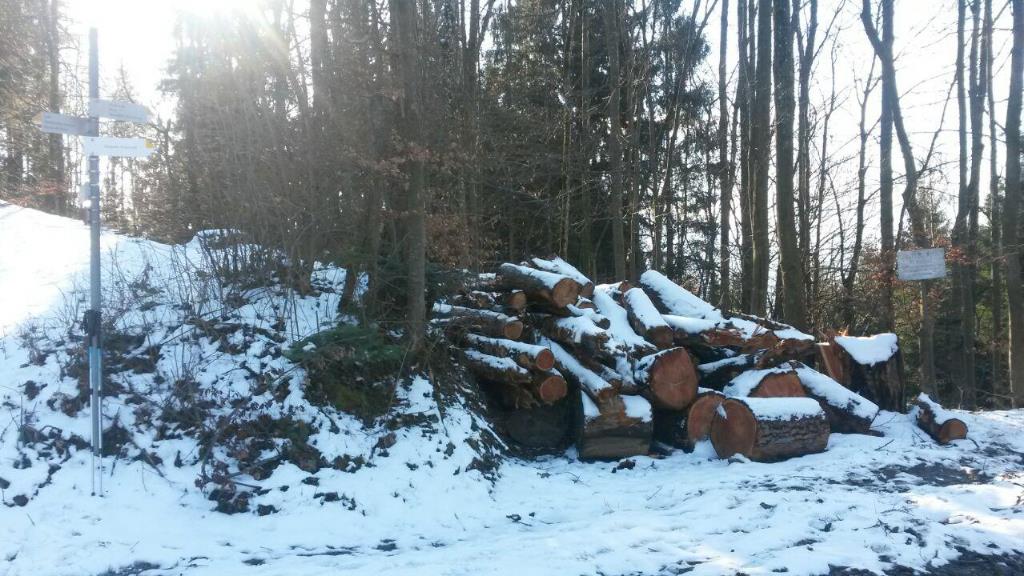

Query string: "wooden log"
[575, 297, 597, 310]
[497, 263, 581, 308]
[576, 392, 653, 460]
[591, 289, 658, 358]
[633, 347, 699, 410]
[755, 338, 816, 368]
[685, 389, 727, 446]
[529, 256, 595, 297]
[815, 342, 849, 385]
[697, 355, 757, 391]
[432, 303, 524, 340]
[793, 364, 879, 435]
[450, 290, 525, 314]
[527, 301, 611, 329]
[540, 337, 620, 410]
[622, 287, 674, 349]
[833, 333, 904, 412]
[722, 367, 806, 398]
[710, 397, 830, 461]
[913, 394, 968, 444]
[638, 270, 718, 317]
[463, 349, 531, 385]
[532, 314, 624, 361]
[462, 334, 555, 371]
[529, 370, 568, 404]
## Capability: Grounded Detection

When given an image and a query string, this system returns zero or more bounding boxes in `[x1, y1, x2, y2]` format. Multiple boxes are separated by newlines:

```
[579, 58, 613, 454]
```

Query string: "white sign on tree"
[897, 248, 946, 281]
[82, 136, 155, 158]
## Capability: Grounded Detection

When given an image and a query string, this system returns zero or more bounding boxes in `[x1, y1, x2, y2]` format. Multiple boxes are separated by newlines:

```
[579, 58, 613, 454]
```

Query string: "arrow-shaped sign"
[34, 112, 91, 136]
[89, 99, 151, 124]
[82, 136, 155, 158]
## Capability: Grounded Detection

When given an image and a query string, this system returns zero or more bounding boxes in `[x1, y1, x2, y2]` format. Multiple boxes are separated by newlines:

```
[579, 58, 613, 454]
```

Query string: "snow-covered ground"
[1, 202, 1022, 576]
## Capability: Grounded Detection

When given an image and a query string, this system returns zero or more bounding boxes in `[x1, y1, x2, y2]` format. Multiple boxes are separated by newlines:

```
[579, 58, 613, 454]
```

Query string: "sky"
[62, 0, 1017, 246]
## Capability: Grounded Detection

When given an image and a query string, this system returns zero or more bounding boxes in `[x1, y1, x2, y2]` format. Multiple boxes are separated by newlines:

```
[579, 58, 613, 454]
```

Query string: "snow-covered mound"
[2, 203, 1023, 576]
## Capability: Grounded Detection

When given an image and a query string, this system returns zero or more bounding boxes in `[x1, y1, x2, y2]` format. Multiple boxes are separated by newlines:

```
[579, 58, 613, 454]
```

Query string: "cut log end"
[503, 320, 525, 341]
[686, 391, 726, 445]
[710, 399, 758, 458]
[748, 371, 805, 398]
[534, 348, 556, 372]
[645, 348, 698, 410]
[535, 374, 568, 404]
[550, 278, 581, 308]
[647, 326, 675, 350]
[938, 419, 968, 444]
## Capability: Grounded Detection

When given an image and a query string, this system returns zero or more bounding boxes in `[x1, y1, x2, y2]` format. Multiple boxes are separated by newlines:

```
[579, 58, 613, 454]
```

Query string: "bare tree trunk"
[984, 0, 1004, 402]
[795, 0, 817, 308]
[390, 0, 428, 348]
[952, 0, 971, 405]
[43, 0, 64, 214]
[773, 0, 805, 329]
[738, 0, 755, 311]
[718, 0, 733, 312]
[1004, 0, 1024, 407]
[605, 0, 626, 279]
[750, 0, 772, 317]
[844, 63, 878, 328]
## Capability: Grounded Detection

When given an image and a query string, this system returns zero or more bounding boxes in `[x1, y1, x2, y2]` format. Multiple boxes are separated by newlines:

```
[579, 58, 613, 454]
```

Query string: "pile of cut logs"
[432, 256, 967, 461]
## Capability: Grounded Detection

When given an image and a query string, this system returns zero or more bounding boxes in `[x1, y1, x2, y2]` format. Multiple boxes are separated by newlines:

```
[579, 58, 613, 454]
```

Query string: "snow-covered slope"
[1, 203, 1023, 576]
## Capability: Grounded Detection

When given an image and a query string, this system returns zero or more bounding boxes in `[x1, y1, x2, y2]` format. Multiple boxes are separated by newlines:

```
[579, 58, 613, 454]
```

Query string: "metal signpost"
[34, 28, 153, 496]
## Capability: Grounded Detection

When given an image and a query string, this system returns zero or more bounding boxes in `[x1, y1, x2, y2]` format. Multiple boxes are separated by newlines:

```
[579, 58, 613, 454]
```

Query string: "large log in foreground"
[711, 397, 829, 461]
[793, 364, 879, 434]
[633, 347, 699, 410]
[913, 394, 968, 444]
[498, 263, 581, 308]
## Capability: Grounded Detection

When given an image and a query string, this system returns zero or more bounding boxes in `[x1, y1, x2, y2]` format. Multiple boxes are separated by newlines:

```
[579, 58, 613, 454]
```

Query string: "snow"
[794, 364, 880, 421]
[639, 270, 718, 319]
[916, 393, 959, 425]
[537, 336, 614, 395]
[662, 313, 719, 335]
[463, 349, 528, 375]
[590, 287, 653, 351]
[621, 395, 653, 422]
[698, 354, 751, 374]
[640, 269, 814, 341]
[2, 204, 1024, 576]
[498, 262, 567, 290]
[622, 287, 669, 330]
[529, 256, 592, 287]
[835, 333, 899, 365]
[464, 334, 547, 357]
[739, 397, 826, 421]
[723, 366, 794, 397]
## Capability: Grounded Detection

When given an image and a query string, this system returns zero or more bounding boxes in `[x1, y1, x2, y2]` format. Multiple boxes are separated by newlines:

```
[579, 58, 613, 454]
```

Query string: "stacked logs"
[435, 258, 964, 462]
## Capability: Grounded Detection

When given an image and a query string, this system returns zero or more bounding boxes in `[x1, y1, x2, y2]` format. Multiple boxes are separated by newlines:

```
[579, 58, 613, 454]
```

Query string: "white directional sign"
[88, 99, 151, 123]
[82, 136, 155, 158]
[897, 248, 946, 281]
[34, 112, 91, 136]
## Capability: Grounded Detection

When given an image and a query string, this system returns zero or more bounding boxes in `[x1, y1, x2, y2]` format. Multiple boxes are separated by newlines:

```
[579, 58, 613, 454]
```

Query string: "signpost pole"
[87, 27, 103, 497]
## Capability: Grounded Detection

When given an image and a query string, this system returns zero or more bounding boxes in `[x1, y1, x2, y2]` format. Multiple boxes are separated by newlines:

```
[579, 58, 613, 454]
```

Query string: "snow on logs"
[793, 364, 879, 434]
[432, 304, 524, 340]
[462, 334, 555, 371]
[723, 367, 806, 398]
[633, 347, 699, 410]
[621, 287, 674, 349]
[912, 394, 968, 444]
[529, 256, 595, 298]
[710, 397, 830, 461]
[497, 263, 582, 308]
[439, 258, 889, 462]
[462, 349, 567, 405]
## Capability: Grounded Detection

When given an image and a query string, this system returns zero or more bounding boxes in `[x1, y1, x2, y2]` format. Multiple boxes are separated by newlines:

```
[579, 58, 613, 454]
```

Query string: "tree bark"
[604, 0, 626, 280]
[718, 0, 733, 313]
[1004, 0, 1024, 407]
[711, 397, 829, 461]
[773, 0, 806, 329]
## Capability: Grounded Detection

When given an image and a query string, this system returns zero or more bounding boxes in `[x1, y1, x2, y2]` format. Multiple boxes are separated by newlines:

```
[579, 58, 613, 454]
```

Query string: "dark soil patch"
[829, 548, 1024, 575]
